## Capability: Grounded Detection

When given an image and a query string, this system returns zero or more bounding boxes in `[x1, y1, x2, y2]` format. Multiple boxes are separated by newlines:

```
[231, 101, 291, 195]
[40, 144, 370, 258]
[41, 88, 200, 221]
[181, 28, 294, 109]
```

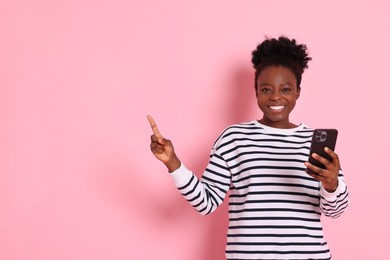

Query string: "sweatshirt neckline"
[252, 120, 305, 134]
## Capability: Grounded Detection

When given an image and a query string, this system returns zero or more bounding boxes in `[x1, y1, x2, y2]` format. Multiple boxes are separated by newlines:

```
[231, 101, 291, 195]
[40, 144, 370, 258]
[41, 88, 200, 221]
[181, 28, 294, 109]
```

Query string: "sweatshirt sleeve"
[319, 170, 349, 218]
[170, 149, 231, 216]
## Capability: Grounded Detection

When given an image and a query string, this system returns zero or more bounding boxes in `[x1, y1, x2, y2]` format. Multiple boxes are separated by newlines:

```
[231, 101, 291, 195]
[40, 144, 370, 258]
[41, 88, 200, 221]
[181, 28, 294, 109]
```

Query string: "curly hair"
[251, 36, 312, 91]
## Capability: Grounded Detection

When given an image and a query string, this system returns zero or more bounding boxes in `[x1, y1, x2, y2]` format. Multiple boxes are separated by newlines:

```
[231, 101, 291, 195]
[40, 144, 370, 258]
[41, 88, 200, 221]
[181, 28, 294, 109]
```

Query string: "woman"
[148, 36, 349, 260]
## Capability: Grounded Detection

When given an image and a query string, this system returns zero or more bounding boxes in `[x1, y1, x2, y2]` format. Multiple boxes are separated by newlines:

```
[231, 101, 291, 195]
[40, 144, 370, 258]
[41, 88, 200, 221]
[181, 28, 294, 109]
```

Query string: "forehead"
[257, 66, 297, 85]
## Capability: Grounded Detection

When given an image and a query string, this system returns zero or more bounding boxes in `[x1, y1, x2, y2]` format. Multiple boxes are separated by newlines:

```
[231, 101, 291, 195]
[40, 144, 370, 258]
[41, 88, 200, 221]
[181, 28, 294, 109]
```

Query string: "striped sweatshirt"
[170, 121, 349, 260]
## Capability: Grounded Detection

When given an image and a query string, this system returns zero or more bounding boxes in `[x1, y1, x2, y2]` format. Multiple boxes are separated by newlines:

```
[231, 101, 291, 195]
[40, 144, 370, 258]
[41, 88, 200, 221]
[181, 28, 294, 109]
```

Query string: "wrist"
[164, 154, 181, 173]
[324, 178, 339, 193]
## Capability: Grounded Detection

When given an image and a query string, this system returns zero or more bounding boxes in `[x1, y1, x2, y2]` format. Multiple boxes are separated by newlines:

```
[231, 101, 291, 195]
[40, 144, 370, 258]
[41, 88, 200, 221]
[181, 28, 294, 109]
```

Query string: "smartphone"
[307, 129, 338, 175]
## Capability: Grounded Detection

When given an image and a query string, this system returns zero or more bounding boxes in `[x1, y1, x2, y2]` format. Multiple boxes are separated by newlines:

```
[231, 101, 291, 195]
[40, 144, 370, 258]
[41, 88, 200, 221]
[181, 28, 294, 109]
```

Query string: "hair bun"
[251, 36, 311, 71]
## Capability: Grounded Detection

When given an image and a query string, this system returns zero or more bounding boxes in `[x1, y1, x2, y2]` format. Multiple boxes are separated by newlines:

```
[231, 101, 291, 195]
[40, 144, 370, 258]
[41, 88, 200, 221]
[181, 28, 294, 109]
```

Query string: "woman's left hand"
[304, 147, 340, 193]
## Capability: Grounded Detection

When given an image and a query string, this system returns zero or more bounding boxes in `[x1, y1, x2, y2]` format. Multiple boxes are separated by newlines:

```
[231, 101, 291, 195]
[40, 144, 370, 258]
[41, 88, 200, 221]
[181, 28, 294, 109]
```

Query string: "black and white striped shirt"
[171, 121, 349, 260]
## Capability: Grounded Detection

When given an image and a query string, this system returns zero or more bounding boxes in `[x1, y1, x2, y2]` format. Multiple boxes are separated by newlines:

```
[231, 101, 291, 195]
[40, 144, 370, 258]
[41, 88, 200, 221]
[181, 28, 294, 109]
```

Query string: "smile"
[269, 105, 286, 111]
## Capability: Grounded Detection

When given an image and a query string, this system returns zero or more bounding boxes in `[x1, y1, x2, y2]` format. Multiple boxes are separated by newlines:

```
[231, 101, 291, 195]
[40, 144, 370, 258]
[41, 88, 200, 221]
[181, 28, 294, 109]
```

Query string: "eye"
[281, 87, 292, 93]
[260, 87, 272, 94]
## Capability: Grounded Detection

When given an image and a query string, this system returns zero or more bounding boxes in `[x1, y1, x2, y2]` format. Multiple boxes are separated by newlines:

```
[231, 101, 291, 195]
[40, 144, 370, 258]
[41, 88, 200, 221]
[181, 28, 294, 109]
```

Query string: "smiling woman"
[148, 36, 349, 260]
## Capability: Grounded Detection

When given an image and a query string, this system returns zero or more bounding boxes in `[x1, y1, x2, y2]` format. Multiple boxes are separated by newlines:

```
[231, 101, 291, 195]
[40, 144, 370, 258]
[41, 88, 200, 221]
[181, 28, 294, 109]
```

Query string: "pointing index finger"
[147, 115, 162, 138]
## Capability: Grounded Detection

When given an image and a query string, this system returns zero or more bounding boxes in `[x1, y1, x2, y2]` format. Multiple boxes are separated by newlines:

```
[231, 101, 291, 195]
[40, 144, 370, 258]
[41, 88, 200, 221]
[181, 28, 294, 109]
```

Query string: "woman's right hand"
[147, 115, 181, 172]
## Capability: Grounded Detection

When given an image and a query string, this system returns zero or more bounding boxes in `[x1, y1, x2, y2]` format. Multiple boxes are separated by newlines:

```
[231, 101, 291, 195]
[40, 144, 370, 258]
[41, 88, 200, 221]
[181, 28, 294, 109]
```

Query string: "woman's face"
[256, 65, 300, 129]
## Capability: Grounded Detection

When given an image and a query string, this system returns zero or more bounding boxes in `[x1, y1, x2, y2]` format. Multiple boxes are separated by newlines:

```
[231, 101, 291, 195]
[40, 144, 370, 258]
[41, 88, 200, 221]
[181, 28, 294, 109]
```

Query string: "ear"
[296, 87, 301, 99]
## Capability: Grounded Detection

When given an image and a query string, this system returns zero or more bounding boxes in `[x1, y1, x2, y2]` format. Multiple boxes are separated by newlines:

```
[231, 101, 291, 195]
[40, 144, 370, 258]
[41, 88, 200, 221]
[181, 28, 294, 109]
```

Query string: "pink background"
[1, 1, 389, 259]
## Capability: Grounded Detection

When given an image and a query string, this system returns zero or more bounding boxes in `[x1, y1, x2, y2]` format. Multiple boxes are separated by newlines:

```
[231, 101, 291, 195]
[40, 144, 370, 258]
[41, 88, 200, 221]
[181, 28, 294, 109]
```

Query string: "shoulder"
[212, 121, 260, 148]
[220, 121, 260, 135]
[298, 124, 314, 134]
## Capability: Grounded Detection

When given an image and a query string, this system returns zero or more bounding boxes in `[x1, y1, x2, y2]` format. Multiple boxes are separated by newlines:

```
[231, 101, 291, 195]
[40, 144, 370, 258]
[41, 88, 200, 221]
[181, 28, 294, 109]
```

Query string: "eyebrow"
[259, 82, 293, 87]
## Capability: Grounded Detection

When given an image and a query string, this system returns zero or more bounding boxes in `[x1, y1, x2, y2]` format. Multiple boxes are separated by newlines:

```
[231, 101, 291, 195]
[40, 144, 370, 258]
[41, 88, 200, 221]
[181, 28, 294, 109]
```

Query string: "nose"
[270, 90, 282, 101]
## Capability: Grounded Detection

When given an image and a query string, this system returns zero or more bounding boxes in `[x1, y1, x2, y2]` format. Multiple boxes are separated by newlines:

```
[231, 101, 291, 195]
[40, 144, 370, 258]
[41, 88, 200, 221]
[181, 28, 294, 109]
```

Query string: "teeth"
[269, 106, 284, 110]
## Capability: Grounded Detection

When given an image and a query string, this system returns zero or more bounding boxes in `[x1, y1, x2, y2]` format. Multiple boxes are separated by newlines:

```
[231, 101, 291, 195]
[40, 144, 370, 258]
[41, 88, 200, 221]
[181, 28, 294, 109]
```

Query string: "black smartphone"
[307, 129, 338, 175]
